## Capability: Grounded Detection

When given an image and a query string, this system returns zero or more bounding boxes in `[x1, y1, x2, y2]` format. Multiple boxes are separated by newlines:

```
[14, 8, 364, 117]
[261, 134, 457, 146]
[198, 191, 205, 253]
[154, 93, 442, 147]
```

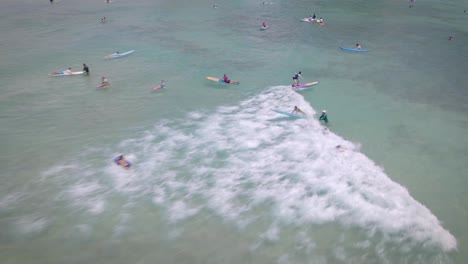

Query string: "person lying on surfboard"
[291, 106, 306, 115]
[223, 74, 239, 84]
[114, 155, 131, 169]
[51, 67, 72, 75]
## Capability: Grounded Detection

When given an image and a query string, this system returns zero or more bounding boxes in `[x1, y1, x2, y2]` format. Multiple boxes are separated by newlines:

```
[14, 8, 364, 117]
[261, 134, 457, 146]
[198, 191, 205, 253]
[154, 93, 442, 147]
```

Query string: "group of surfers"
[305, 13, 325, 25]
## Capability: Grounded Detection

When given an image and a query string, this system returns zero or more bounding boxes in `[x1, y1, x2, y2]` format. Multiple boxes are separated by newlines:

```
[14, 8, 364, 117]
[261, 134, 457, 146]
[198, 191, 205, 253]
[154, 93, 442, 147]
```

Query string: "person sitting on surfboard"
[292, 71, 302, 86]
[356, 43, 361, 49]
[292, 106, 306, 115]
[100, 76, 109, 88]
[262, 21, 267, 27]
[114, 155, 131, 169]
[319, 110, 328, 123]
[159, 80, 166, 89]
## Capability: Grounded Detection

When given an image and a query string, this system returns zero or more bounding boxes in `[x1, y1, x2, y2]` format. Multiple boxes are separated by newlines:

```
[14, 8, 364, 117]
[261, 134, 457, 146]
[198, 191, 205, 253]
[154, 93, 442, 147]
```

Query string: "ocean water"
[1, 0, 467, 263]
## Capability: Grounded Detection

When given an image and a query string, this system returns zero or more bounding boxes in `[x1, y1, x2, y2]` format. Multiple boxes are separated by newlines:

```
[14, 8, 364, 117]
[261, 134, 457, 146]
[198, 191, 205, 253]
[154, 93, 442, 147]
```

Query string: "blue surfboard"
[340, 47, 368, 52]
[273, 110, 306, 119]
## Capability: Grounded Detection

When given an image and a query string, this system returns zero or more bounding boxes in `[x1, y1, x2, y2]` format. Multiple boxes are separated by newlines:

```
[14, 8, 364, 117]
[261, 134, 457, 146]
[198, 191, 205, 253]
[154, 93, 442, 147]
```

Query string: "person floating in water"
[292, 106, 306, 115]
[114, 155, 131, 169]
[319, 110, 328, 123]
[83, 63, 89, 75]
[101, 17, 107, 23]
[292, 71, 302, 86]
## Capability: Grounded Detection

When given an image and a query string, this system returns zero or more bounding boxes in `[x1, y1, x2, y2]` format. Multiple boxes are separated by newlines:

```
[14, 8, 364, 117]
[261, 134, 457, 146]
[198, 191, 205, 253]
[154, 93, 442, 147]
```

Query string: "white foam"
[40, 86, 457, 254]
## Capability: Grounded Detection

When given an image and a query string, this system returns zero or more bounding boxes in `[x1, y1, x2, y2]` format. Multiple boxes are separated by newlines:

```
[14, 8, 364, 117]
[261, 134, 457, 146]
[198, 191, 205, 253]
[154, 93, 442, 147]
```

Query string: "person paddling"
[292, 106, 306, 115]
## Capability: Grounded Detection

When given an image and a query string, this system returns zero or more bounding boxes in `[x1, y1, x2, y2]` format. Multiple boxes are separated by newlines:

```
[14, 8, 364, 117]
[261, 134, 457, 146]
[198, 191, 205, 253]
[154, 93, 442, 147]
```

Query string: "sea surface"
[1, 0, 467, 263]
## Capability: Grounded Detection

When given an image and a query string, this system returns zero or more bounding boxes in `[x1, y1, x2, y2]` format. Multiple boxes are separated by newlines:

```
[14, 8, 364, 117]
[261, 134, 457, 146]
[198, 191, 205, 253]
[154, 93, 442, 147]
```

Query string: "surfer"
[319, 110, 328, 123]
[262, 21, 267, 27]
[222, 74, 238, 84]
[114, 155, 131, 169]
[356, 43, 361, 49]
[312, 13, 316, 20]
[448, 36, 453, 40]
[291, 106, 306, 115]
[83, 64, 89, 75]
[317, 17, 324, 25]
[292, 71, 302, 86]
[50, 0, 53, 4]
[101, 17, 106, 23]
[100, 76, 109, 88]
[159, 80, 166, 89]
[213, 4, 218, 8]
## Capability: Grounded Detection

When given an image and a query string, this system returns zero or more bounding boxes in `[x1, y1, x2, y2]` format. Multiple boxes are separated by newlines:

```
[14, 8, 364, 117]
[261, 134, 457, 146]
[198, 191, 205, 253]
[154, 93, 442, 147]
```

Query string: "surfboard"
[104, 50, 135, 59]
[49, 71, 84, 76]
[301, 18, 315, 22]
[152, 86, 163, 90]
[206, 76, 239, 85]
[96, 84, 108, 88]
[291, 81, 319, 89]
[340, 47, 368, 52]
[273, 110, 306, 119]
[260, 25, 268, 30]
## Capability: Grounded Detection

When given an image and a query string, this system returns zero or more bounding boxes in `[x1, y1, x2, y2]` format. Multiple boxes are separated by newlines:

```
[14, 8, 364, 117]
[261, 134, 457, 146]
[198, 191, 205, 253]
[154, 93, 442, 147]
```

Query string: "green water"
[1, 0, 467, 263]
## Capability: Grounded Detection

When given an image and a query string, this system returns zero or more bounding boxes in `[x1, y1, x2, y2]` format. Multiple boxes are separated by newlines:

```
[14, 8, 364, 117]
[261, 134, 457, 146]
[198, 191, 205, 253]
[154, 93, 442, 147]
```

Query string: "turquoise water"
[1, 0, 467, 263]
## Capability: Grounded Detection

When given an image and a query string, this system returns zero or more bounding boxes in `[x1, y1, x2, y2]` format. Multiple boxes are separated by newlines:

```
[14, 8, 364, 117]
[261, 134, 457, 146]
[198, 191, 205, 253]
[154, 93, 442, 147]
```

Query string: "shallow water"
[1, 0, 467, 263]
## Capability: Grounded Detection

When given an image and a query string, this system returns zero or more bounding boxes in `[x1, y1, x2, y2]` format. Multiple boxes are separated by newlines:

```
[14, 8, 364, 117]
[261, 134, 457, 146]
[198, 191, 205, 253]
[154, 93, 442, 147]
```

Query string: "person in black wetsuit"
[83, 64, 89, 75]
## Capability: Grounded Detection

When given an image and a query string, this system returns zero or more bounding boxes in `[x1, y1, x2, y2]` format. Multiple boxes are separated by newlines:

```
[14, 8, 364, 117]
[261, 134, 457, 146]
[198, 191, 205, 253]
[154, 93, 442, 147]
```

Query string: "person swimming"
[319, 110, 328, 123]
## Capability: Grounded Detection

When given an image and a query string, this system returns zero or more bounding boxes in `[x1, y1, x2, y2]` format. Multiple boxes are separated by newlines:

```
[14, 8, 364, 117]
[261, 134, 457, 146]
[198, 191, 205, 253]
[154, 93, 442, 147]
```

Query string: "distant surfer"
[319, 110, 328, 123]
[152, 79, 166, 90]
[356, 43, 361, 49]
[312, 13, 316, 20]
[213, 4, 218, 8]
[100, 76, 109, 88]
[83, 63, 89, 75]
[114, 155, 131, 169]
[448, 36, 453, 40]
[106, 0, 110, 3]
[51, 67, 72, 75]
[50, 0, 53, 4]
[101, 17, 106, 23]
[291, 106, 306, 115]
[223, 74, 239, 84]
[292, 71, 302, 86]
[262, 21, 267, 27]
